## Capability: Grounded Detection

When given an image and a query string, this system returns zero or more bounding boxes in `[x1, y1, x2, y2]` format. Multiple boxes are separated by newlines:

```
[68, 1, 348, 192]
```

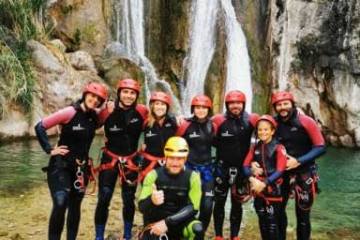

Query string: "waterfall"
[278, 0, 290, 90]
[114, 0, 181, 112]
[220, 0, 253, 112]
[181, 0, 219, 116]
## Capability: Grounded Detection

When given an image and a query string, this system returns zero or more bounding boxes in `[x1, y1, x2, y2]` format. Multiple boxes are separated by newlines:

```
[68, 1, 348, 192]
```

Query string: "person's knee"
[98, 186, 113, 206]
[122, 188, 136, 203]
[192, 221, 203, 237]
[184, 220, 203, 240]
[53, 191, 68, 209]
[201, 196, 214, 214]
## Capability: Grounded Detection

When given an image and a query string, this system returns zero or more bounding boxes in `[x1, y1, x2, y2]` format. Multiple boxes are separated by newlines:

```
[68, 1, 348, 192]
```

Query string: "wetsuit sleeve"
[297, 115, 326, 164]
[34, 121, 53, 154]
[165, 205, 197, 226]
[41, 106, 76, 128]
[97, 107, 110, 126]
[265, 145, 287, 185]
[242, 146, 254, 177]
[164, 172, 201, 227]
[189, 172, 202, 211]
[249, 113, 260, 128]
[138, 170, 158, 214]
[34, 106, 76, 154]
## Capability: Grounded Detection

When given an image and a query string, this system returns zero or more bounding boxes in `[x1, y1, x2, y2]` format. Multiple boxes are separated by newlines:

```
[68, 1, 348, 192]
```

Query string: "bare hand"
[251, 161, 263, 176]
[249, 177, 266, 194]
[151, 184, 164, 206]
[106, 100, 115, 113]
[175, 115, 185, 126]
[286, 155, 301, 170]
[150, 220, 168, 236]
[50, 145, 69, 156]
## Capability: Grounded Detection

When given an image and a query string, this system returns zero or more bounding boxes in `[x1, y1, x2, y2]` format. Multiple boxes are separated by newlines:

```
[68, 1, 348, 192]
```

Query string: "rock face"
[0, 40, 104, 140]
[269, 0, 360, 147]
[48, 0, 112, 57]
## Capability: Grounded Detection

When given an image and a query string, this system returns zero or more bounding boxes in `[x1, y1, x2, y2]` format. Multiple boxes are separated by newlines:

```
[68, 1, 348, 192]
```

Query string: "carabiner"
[159, 234, 168, 240]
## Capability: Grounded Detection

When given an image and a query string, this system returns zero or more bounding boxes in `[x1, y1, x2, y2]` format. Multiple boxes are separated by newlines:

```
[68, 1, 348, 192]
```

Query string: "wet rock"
[66, 50, 97, 73]
[27, 40, 64, 74]
[269, 0, 360, 147]
[48, 0, 111, 57]
[339, 134, 355, 148]
[329, 135, 340, 147]
[49, 39, 67, 52]
[354, 127, 360, 147]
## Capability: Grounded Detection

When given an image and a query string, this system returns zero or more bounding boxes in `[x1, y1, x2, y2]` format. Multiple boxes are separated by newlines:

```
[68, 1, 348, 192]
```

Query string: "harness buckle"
[119, 157, 127, 164]
[306, 177, 313, 185]
[159, 234, 168, 240]
[157, 159, 166, 166]
[228, 167, 238, 185]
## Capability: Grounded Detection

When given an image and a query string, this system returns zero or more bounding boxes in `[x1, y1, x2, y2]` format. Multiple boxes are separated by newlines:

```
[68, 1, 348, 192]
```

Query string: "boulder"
[66, 50, 97, 73]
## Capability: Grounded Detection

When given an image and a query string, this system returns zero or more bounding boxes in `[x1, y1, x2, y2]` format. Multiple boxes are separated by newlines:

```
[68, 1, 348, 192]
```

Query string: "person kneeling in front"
[138, 136, 203, 240]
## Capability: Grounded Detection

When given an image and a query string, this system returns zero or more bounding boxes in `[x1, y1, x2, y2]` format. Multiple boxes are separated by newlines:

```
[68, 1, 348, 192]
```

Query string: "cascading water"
[220, 0, 253, 112]
[113, 0, 181, 112]
[181, 0, 219, 116]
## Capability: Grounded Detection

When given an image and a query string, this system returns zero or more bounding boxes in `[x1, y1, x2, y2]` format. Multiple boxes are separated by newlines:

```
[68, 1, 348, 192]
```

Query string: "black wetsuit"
[212, 111, 257, 238]
[35, 103, 97, 240]
[139, 116, 177, 181]
[94, 104, 147, 240]
[138, 167, 203, 240]
[244, 139, 287, 240]
[177, 117, 216, 233]
[275, 109, 326, 240]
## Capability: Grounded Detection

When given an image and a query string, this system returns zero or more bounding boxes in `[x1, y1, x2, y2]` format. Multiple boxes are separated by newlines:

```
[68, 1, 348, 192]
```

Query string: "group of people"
[35, 78, 326, 240]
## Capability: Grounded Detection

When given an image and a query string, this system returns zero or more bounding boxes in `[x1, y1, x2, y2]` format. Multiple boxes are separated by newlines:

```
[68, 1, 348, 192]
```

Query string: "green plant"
[0, 0, 48, 117]
[0, 40, 34, 116]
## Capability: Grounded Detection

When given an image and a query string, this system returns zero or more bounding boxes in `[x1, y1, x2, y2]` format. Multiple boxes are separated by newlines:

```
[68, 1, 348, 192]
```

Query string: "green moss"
[293, 34, 320, 73]
[81, 24, 98, 44]
[241, 1, 271, 114]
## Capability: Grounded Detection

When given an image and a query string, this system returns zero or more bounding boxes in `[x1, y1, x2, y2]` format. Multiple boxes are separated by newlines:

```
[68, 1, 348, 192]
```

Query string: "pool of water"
[0, 138, 359, 237]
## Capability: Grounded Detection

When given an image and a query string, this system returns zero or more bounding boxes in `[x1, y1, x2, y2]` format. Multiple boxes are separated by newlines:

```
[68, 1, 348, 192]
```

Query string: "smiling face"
[227, 101, 244, 116]
[84, 92, 102, 109]
[165, 155, 186, 175]
[119, 88, 137, 107]
[257, 120, 275, 143]
[151, 100, 168, 118]
[193, 105, 209, 120]
[275, 100, 293, 119]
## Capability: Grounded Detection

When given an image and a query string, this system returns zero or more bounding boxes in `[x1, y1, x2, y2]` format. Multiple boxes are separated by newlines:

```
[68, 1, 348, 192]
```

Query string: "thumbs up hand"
[151, 184, 164, 206]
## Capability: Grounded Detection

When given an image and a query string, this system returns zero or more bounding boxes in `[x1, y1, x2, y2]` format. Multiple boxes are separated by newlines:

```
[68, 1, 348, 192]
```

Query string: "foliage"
[0, 0, 48, 117]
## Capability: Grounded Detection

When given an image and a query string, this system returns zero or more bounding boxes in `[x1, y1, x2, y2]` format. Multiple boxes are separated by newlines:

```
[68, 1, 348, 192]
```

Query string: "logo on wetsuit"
[72, 124, 85, 131]
[130, 118, 139, 123]
[221, 131, 234, 137]
[109, 125, 122, 132]
[189, 131, 200, 138]
[145, 130, 157, 137]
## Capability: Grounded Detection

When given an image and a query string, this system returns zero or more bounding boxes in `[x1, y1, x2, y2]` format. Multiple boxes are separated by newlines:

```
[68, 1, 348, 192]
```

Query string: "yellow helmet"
[164, 137, 189, 158]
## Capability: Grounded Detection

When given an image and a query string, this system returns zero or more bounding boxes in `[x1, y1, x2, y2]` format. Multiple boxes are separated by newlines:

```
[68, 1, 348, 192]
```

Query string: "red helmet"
[225, 90, 246, 103]
[150, 91, 172, 105]
[117, 79, 141, 93]
[271, 91, 295, 105]
[83, 82, 108, 101]
[191, 95, 212, 108]
[256, 114, 277, 129]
